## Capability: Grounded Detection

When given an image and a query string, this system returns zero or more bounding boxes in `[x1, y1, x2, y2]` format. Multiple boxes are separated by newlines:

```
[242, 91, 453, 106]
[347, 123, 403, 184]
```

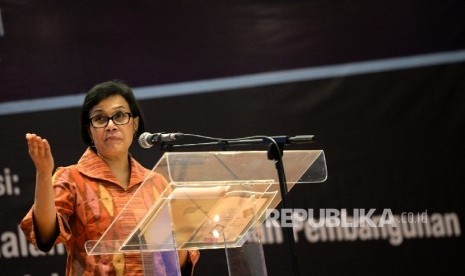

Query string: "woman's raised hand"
[25, 133, 55, 175]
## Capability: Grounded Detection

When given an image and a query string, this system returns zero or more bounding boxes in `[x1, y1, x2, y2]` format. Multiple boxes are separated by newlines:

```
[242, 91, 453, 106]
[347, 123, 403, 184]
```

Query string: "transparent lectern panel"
[225, 228, 268, 276]
[162, 150, 326, 185]
[84, 171, 175, 255]
[85, 150, 326, 255]
[283, 150, 327, 182]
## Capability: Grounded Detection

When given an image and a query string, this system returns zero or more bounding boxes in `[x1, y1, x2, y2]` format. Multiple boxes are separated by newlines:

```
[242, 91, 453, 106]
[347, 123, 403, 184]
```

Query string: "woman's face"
[88, 94, 139, 159]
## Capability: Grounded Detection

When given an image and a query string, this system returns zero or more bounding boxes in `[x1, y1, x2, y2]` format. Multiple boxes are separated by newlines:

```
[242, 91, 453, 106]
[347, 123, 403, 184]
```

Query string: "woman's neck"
[99, 153, 131, 188]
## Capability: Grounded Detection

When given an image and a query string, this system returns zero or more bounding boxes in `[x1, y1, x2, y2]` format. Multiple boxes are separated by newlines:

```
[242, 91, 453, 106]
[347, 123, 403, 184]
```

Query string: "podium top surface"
[156, 150, 327, 185]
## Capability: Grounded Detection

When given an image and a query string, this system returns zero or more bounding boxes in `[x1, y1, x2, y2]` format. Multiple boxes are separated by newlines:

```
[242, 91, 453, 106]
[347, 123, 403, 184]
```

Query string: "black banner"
[1, 1, 464, 275]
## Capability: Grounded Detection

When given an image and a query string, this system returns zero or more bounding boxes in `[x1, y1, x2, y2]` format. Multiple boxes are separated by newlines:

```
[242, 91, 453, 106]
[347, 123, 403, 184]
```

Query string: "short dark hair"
[80, 80, 146, 147]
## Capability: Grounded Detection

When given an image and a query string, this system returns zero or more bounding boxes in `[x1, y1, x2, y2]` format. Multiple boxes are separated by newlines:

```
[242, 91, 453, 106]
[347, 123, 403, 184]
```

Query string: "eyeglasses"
[89, 111, 133, 128]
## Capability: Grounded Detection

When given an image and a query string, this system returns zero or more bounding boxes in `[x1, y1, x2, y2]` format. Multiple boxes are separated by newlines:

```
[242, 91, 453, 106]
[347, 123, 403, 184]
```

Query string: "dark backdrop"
[1, 1, 464, 275]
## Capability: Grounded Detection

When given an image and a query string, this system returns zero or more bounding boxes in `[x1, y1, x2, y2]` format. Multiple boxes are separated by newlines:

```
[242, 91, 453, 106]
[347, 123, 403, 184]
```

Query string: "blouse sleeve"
[20, 166, 77, 251]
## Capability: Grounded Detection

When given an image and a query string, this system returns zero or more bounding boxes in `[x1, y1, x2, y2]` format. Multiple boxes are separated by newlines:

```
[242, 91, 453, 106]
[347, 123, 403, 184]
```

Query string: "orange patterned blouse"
[20, 148, 199, 275]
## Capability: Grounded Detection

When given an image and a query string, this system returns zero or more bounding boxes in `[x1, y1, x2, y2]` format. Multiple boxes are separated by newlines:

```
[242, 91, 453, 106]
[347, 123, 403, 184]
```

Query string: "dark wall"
[1, 1, 464, 275]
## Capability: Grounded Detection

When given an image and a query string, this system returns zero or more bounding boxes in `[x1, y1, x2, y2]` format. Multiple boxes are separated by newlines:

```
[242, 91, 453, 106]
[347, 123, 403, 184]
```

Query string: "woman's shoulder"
[54, 164, 79, 174]
[52, 164, 83, 183]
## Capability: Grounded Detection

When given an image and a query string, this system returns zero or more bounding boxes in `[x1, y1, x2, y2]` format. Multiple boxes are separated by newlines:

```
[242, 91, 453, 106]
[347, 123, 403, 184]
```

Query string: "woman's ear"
[133, 117, 140, 133]
[87, 128, 94, 145]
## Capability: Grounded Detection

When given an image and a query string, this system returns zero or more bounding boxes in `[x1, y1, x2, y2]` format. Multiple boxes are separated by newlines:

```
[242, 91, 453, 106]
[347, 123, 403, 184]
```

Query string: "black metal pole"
[266, 139, 300, 276]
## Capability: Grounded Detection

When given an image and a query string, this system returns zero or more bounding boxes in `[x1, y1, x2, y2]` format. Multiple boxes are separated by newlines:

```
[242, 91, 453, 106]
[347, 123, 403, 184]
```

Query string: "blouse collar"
[76, 148, 149, 188]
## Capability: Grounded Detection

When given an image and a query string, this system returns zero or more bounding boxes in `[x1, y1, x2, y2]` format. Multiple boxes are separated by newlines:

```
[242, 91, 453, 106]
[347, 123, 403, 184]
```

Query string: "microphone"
[138, 132, 184, 148]
[287, 135, 315, 144]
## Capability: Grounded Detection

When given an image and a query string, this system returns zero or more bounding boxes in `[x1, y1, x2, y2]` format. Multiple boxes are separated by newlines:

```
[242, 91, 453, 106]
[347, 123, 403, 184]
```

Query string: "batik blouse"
[20, 148, 199, 275]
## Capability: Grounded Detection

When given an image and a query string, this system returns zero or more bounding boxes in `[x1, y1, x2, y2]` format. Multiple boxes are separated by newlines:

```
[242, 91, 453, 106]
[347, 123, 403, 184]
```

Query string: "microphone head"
[138, 132, 153, 148]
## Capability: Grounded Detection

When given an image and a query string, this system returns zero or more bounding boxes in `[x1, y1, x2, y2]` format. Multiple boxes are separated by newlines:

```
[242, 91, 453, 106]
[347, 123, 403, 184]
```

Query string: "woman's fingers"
[26, 134, 43, 157]
[25, 133, 54, 174]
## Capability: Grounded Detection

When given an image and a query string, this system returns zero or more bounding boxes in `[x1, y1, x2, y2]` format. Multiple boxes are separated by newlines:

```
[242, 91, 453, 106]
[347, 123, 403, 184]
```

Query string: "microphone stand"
[159, 135, 315, 151]
[263, 137, 300, 276]
[158, 135, 315, 276]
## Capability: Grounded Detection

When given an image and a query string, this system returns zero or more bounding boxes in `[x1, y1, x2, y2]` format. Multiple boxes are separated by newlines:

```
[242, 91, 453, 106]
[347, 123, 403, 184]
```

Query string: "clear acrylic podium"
[85, 150, 327, 275]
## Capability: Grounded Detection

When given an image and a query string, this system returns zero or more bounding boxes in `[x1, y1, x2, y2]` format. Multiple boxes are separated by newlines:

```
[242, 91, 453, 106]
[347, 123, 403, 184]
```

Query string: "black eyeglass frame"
[89, 112, 133, 128]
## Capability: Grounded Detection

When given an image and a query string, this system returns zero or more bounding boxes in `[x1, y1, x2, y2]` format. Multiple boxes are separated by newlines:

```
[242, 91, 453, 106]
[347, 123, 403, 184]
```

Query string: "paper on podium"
[170, 186, 277, 246]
